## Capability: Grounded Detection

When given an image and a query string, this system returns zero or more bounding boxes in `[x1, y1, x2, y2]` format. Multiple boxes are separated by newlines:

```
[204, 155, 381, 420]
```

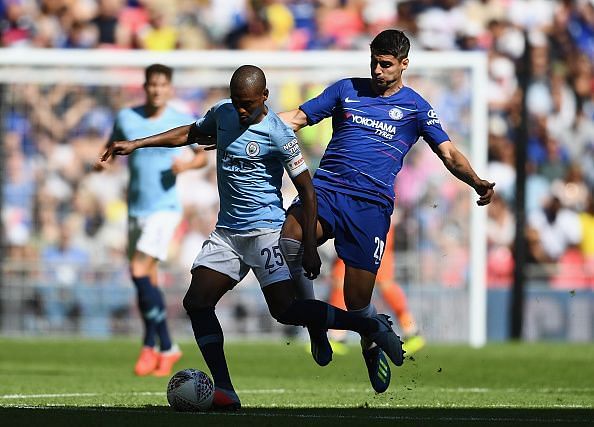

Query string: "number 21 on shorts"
[373, 237, 385, 265]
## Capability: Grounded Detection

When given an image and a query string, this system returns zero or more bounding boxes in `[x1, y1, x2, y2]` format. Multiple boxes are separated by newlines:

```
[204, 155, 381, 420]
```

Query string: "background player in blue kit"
[279, 29, 496, 393]
[96, 64, 208, 377]
[102, 65, 404, 410]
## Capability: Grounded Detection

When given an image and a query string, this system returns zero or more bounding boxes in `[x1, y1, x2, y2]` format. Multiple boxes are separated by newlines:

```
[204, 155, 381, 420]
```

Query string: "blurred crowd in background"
[2, 0, 594, 306]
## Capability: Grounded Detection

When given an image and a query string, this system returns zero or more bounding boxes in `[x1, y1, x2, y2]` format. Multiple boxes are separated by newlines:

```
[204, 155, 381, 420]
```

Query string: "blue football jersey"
[300, 78, 450, 206]
[110, 105, 195, 217]
[195, 100, 307, 231]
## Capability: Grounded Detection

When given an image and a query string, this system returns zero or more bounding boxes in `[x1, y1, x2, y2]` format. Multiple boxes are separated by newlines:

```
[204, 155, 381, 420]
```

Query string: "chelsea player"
[97, 64, 207, 377]
[279, 29, 496, 393]
[102, 65, 404, 410]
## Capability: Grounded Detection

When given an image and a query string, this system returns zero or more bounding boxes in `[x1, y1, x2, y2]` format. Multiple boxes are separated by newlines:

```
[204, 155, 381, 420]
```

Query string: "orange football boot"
[134, 346, 159, 376]
[152, 345, 183, 377]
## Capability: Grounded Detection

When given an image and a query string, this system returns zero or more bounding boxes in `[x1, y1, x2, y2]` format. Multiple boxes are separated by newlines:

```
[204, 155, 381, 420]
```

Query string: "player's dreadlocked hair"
[370, 30, 410, 61]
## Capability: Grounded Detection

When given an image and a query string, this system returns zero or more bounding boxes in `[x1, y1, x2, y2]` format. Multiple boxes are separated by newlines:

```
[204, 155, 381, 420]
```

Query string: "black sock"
[188, 307, 234, 390]
[279, 299, 378, 335]
[132, 275, 159, 347]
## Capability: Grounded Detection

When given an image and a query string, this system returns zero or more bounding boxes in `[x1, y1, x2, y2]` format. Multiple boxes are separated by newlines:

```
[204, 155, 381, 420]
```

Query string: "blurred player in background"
[96, 64, 208, 377]
[102, 65, 404, 410]
[328, 225, 426, 356]
[279, 29, 495, 393]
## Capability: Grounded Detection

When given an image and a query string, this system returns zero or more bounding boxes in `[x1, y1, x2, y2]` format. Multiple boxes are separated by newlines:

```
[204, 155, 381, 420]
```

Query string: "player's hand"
[100, 140, 136, 161]
[474, 180, 495, 206]
[93, 160, 107, 172]
[302, 246, 321, 280]
[171, 158, 187, 175]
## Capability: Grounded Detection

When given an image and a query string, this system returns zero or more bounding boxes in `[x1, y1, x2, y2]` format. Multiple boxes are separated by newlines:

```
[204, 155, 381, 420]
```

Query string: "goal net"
[0, 49, 488, 345]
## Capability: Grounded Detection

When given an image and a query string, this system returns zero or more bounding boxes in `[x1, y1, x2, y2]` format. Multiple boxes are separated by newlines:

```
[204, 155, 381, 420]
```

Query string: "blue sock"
[153, 286, 172, 352]
[132, 275, 159, 348]
[187, 307, 234, 391]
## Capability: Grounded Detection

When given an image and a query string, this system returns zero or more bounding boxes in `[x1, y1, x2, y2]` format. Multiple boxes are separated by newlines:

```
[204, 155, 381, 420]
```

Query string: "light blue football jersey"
[109, 105, 195, 217]
[195, 99, 308, 231]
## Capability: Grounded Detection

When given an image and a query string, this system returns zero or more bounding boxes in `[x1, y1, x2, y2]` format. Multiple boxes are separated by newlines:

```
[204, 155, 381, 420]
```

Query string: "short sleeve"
[108, 113, 125, 143]
[299, 80, 344, 125]
[271, 125, 308, 178]
[194, 102, 222, 136]
[417, 98, 450, 147]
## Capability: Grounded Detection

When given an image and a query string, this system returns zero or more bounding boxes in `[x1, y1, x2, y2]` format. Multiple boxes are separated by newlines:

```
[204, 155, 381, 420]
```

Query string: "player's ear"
[262, 88, 269, 101]
[401, 57, 409, 69]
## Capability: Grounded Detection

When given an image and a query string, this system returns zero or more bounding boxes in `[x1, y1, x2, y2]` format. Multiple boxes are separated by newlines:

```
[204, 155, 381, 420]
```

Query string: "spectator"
[579, 193, 594, 261]
[2, 132, 37, 258]
[528, 195, 582, 262]
[550, 163, 590, 212]
[92, 0, 129, 48]
[138, 5, 178, 51]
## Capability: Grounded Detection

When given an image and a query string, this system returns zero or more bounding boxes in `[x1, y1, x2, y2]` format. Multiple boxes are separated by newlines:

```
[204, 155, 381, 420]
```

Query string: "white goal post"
[0, 48, 488, 346]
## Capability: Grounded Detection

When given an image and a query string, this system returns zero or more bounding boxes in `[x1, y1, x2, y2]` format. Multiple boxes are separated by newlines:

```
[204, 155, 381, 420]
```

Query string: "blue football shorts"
[292, 186, 393, 274]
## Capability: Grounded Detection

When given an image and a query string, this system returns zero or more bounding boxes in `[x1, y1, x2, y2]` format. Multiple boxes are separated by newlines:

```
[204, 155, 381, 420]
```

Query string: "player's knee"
[182, 293, 196, 314]
[279, 237, 300, 262]
[281, 211, 302, 241]
[182, 291, 212, 315]
[271, 301, 301, 326]
[274, 311, 298, 326]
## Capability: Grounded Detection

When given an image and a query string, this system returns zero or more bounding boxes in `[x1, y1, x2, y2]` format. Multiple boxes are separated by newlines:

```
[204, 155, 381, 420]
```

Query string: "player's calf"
[271, 299, 334, 367]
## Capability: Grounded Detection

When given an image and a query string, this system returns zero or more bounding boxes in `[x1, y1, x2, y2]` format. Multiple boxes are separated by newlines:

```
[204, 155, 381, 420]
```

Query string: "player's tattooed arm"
[433, 141, 496, 206]
[291, 171, 321, 279]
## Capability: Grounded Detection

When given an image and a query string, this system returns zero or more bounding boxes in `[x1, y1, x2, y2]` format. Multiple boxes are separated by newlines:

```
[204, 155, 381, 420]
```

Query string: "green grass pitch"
[0, 338, 592, 426]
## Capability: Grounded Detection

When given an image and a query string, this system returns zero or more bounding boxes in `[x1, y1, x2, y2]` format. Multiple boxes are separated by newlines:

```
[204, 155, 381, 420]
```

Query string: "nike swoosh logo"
[268, 267, 282, 274]
[344, 97, 360, 103]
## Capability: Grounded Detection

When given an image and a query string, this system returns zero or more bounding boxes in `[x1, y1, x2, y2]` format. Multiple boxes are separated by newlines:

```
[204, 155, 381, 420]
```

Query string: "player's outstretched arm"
[278, 109, 309, 132]
[101, 124, 214, 162]
[291, 170, 321, 280]
[433, 141, 495, 206]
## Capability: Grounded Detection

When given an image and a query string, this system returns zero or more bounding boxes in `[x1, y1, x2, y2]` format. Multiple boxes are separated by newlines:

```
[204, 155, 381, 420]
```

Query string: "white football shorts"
[128, 211, 182, 261]
[191, 227, 291, 288]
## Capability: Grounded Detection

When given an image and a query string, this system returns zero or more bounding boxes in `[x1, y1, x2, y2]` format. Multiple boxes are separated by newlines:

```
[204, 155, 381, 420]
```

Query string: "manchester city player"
[102, 65, 404, 410]
[279, 29, 496, 393]
[97, 64, 208, 377]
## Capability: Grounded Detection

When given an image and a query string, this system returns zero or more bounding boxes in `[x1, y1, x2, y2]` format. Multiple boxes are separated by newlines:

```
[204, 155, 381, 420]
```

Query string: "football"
[166, 369, 215, 412]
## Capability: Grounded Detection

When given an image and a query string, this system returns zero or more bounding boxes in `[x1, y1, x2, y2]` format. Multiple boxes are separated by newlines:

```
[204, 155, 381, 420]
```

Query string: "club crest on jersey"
[245, 141, 260, 157]
[388, 108, 403, 120]
[426, 109, 441, 126]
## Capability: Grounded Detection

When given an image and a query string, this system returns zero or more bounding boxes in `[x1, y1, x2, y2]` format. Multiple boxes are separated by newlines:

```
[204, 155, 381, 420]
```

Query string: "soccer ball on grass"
[167, 368, 215, 411]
